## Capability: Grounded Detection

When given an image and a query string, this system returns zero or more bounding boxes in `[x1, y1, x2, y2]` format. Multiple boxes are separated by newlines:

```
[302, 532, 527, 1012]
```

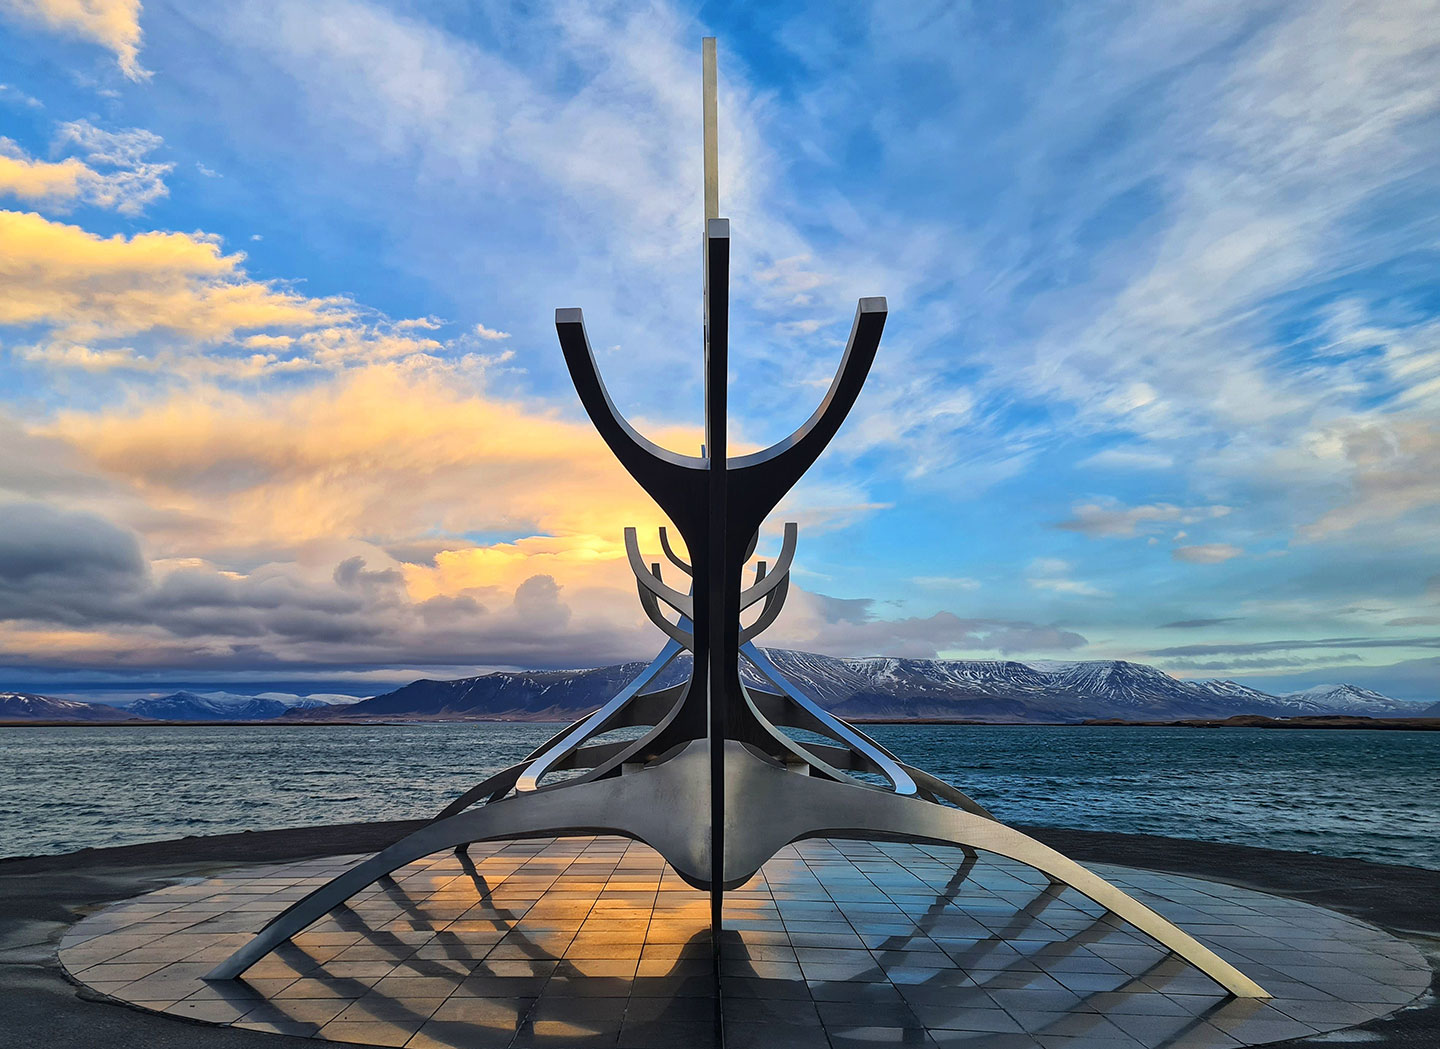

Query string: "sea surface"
[2, 723, 1437, 869]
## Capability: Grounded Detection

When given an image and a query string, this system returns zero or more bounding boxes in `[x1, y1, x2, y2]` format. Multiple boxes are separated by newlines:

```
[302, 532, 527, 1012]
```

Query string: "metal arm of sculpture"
[725, 300, 887, 535]
[738, 523, 797, 611]
[658, 527, 690, 573]
[554, 311, 704, 537]
[624, 527, 694, 617]
[204, 738, 1267, 998]
[514, 634, 688, 793]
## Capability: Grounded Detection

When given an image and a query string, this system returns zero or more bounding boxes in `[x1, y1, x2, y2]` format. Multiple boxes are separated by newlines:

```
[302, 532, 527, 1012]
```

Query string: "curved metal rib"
[738, 523, 797, 612]
[636, 585, 696, 649]
[625, 527, 693, 617]
[533, 681, 692, 792]
[204, 765, 699, 981]
[796, 741, 996, 820]
[517, 635, 686, 792]
[555, 310, 710, 544]
[555, 311, 704, 476]
[658, 527, 691, 575]
[713, 744, 1269, 998]
[727, 299, 887, 521]
[745, 688, 911, 784]
[739, 573, 789, 644]
[209, 742, 1268, 999]
[740, 681, 886, 791]
[432, 714, 597, 820]
[742, 641, 918, 796]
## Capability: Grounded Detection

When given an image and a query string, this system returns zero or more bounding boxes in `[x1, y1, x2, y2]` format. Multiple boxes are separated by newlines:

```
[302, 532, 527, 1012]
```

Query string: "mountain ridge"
[280, 649, 1427, 724]
[3, 654, 1427, 724]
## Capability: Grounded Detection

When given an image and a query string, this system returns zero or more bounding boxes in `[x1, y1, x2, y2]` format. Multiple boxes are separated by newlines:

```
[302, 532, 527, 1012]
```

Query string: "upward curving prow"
[556, 295, 886, 539]
[554, 307, 706, 535]
[726, 297, 887, 531]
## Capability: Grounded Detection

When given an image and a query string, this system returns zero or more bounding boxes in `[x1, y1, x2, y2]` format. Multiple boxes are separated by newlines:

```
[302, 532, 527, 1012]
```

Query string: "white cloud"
[473, 323, 511, 341]
[1056, 499, 1229, 539]
[1173, 543, 1244, 564]
[2, 0, 147, 80]
[0, 83, 44, 108]
[1079, 446, 1175, 471]
[0, 120, 170, 215]
[1029, 576, 1109, 597]
[911, 576, 981, 591]
[52, 120, 170, 213]
[1025, 557, 1109, 597]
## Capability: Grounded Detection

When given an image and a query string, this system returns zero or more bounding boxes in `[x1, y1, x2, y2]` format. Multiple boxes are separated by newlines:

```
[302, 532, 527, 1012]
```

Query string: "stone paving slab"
[55, 836, 1431, 1049]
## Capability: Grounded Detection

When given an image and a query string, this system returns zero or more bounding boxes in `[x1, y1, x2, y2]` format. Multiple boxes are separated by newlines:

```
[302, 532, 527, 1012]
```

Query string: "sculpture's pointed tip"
[858, 296, 887, 314]
[556, 307, 583, 324]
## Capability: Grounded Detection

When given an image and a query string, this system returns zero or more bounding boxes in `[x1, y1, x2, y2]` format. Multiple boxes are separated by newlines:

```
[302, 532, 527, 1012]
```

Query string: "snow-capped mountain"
[4, 658, 1424, 724]
[126, 691, 292, 721]
[286, 650, 1427, 723]
[1276, 684, 1415, 715]
[255, 692, 364, 709]
[114, 690, 364, 721]
[298, 662, 667, 720]
[0, 692, 146, 722]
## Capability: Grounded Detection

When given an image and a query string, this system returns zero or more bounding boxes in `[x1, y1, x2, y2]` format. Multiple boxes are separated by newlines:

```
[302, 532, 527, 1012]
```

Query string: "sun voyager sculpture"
[207, 40, 1266, 1002]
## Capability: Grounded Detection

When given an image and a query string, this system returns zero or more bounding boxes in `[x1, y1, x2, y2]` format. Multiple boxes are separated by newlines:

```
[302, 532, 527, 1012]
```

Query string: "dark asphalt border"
[2, 821, 1434, 1048]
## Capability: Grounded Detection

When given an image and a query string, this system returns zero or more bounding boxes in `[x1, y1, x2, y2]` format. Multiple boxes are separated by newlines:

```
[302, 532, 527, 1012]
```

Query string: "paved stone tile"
[57, 836, 1430, 1049]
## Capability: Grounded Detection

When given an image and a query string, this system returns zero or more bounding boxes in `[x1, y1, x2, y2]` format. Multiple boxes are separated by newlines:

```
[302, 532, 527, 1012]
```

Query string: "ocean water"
[1, 723, 1436, 869]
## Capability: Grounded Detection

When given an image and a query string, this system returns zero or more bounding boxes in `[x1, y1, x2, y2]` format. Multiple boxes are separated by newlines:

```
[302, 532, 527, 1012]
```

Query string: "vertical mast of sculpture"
[703, 37, 719, 222]
[700, 35, 729, 947]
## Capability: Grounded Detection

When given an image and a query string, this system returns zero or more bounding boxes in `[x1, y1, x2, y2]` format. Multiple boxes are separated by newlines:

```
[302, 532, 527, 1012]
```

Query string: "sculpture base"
[59, 836, 1428, 1049]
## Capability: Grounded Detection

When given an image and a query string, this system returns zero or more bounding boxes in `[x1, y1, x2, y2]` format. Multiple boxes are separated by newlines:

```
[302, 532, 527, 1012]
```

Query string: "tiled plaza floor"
[59, 837, 1430, 1048]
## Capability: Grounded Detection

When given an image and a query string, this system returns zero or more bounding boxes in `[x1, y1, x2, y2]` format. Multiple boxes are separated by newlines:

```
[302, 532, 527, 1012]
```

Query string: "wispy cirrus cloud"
[1173, 543, 1243, 565]
[1149, 636, 1440, 659]
[1025, 558, 1109, 599]
[2, 0, 1439, 692]
[1056, 499, 1230, 540]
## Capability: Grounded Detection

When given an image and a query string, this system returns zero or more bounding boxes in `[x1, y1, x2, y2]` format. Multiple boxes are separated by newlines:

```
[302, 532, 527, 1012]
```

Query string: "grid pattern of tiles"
[59, 837, 1430, 1049]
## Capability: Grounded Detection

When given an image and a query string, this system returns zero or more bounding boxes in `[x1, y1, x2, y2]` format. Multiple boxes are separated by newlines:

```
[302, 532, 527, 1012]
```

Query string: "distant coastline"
[5, 714, 1439, 729]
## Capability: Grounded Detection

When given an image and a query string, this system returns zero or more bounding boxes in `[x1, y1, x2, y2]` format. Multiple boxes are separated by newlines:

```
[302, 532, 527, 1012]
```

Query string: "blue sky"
[0, 0, 1437, 701]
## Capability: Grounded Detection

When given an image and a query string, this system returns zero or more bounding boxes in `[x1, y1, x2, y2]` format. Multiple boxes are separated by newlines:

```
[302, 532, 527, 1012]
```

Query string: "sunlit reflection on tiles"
[58, 836, 1430, 1049]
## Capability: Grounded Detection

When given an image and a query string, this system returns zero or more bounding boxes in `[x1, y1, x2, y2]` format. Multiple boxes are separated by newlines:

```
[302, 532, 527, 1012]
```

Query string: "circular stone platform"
[57, 836, 1429, 1049]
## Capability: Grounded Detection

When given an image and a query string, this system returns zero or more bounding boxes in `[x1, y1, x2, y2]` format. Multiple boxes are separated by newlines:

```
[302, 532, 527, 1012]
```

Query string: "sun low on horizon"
[0, 0, 1437, 704]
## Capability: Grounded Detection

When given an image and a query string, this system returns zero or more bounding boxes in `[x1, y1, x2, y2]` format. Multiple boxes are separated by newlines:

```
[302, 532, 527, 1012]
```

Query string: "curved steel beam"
[742, 641, 917, 797]
[431, 713, 596, 820]
[709, 744, 1268, 998]
[727, 300, 886, 529]
[658, 527, 691, 575]
[739, 574, 789, 644]
[533, 681, 692, 792]
[517, 634, 686, 792]
[636, 584, 696, 649]
[556, 310, 702, 471]
[739, 681, 885, 791]
[204, 761, 706, 981]
[738, 523, 797, 612]
[208, 742, 1266, 999]
[625, 527, 693, 617]
[744, 689, 904, 782]
[794, 741, 996, 821]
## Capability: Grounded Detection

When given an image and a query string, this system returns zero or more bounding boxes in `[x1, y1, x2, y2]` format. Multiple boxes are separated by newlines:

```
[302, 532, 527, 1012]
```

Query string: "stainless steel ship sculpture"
[207, 40, 1267, 1000]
